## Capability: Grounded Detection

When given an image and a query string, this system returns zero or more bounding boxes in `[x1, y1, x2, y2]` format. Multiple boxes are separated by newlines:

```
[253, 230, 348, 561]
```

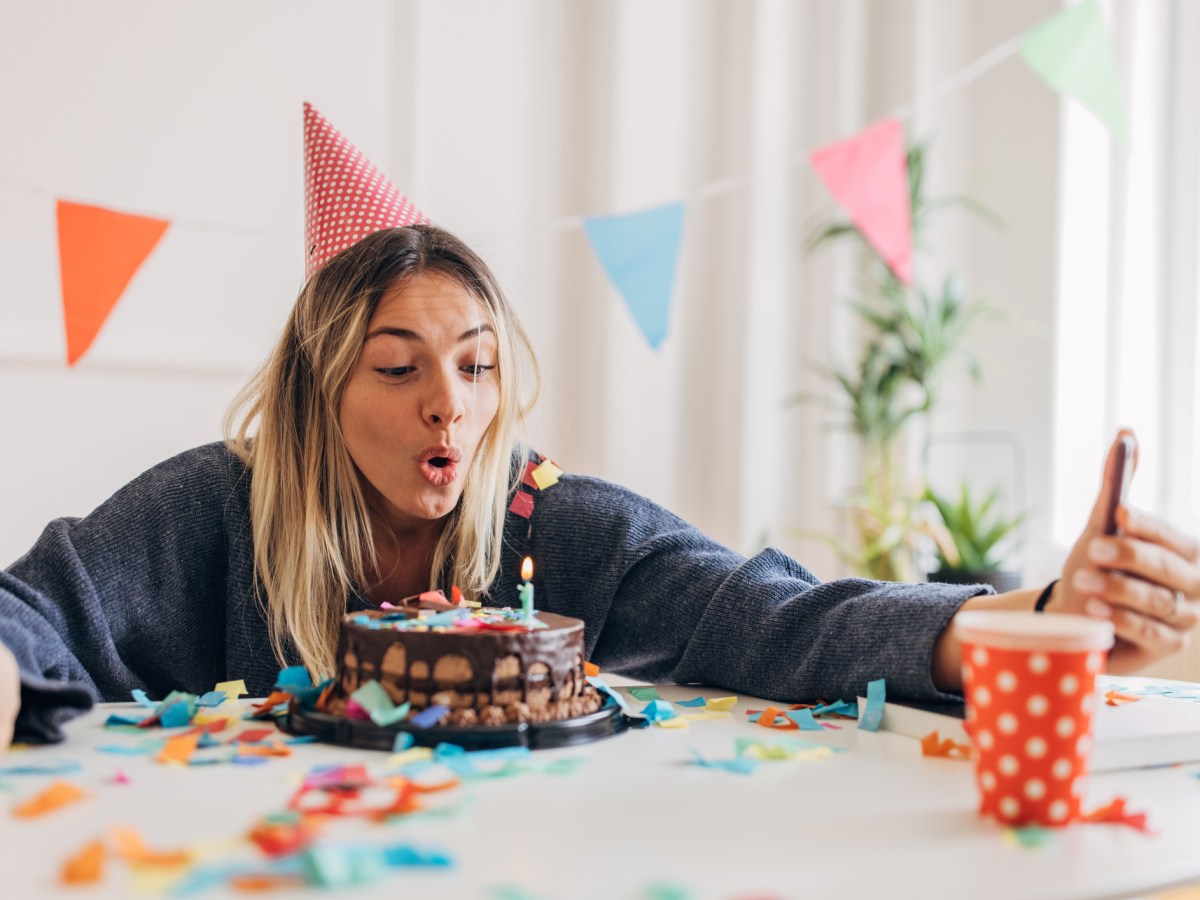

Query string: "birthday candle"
[519, 557, 534, 622]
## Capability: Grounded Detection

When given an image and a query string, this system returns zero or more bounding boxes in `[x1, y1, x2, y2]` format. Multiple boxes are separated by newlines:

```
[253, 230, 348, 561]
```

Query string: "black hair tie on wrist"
[1034, 578, 1060, 613]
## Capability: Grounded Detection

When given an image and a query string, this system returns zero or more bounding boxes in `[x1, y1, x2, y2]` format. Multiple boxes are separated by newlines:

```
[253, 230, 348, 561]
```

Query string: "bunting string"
[0, 0, 1123, 364]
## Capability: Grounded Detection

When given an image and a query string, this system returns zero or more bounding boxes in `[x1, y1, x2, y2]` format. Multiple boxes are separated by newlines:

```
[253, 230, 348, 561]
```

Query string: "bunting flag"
[1019, 0, 1127, 144]
[56, 200, 169, 366]
[809, 118, 913, 286]
[583, 202, 685, 350]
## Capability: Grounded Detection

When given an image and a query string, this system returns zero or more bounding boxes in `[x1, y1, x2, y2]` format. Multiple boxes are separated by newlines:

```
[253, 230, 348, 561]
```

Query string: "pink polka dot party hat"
[303, 102, 428, 279]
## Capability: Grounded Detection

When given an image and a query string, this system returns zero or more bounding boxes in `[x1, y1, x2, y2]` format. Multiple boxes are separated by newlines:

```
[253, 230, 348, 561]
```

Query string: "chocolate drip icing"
[332, 610, 586, 711]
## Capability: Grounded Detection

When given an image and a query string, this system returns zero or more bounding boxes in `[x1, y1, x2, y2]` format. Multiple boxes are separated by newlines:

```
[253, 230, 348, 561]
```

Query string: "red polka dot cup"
[955, 611, 1114, 827]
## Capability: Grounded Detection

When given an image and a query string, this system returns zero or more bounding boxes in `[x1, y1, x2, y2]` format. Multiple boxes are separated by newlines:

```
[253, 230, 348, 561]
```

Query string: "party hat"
[303, 102, 428, 279]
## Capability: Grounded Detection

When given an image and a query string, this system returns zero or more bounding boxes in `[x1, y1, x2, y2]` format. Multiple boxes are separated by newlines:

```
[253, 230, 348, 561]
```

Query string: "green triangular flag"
[1020, 0, 1127, 144]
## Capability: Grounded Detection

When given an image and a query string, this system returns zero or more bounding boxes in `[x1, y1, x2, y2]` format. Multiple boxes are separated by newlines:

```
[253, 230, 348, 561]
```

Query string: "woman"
[1, 221, 1198, 753]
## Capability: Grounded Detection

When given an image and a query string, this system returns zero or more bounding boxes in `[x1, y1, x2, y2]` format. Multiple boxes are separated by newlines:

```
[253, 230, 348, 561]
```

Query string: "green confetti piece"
[628, 686, 662, 701]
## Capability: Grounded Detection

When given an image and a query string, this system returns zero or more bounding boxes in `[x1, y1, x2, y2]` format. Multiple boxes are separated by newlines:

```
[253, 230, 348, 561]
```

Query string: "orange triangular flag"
[810, 118, 913, 285]
[56, 200, 170, 366]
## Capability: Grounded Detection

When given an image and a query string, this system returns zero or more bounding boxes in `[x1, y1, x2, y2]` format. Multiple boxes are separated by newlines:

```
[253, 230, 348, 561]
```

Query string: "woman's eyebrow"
[365, 324, 495, 343]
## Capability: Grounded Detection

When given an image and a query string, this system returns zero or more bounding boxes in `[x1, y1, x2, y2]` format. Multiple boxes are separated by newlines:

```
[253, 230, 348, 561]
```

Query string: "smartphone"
[1101, 434, 1137, 536]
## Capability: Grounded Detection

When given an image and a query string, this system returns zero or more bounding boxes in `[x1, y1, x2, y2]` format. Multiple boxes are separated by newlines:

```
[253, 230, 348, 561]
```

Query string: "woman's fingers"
[1109, 606, 1191, 658]
[1119, 506, 1200, 564]
[1071, 566, 1199, 628]
[1088, 536, 1200, 599]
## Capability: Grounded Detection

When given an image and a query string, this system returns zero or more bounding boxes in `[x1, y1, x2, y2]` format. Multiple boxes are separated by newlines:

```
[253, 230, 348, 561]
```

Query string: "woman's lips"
[418, 458, 458, 487]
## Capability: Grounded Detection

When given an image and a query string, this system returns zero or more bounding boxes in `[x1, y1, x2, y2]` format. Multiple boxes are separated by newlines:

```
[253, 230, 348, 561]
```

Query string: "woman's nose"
[424, 369, 466, 427]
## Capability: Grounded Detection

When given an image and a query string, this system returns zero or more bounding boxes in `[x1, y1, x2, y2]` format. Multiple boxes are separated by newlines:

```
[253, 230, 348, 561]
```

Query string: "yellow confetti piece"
[214, 680, 248, 702]
[705, 697, 738, 712]
[111, 826, 193, 868]
[657, 717, 689, 730]
[387, 747, 434, 768]
[531, 460, 563, 489]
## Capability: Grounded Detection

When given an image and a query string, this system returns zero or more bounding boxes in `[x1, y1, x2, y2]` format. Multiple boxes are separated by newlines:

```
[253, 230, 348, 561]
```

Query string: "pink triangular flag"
[810, 118, 913, 285]
[303, 102, 428, 279]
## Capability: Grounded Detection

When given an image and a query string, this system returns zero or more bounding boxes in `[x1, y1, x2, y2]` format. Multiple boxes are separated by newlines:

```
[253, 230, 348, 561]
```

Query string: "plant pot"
[927, 568, 1021, 594]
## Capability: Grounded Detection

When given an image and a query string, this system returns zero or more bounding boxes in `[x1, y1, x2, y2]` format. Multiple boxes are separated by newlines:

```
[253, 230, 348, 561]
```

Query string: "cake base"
[283, 693, 630, 752]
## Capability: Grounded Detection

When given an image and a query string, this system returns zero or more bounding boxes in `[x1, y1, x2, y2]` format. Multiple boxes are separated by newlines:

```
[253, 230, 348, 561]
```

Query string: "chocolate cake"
[322, 601, 602, 727]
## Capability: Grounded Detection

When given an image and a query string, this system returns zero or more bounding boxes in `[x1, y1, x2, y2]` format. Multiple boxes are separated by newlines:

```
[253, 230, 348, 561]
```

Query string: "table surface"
[4, 678, 1200, 900]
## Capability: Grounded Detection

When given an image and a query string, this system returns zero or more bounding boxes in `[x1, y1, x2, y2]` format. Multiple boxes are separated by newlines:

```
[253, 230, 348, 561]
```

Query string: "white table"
[4, 679, 1200, 900]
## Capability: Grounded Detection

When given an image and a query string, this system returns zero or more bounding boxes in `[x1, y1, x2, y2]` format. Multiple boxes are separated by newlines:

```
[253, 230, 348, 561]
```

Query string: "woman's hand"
[0, 642, 19, 753]
[1047, 431, 1200, 673]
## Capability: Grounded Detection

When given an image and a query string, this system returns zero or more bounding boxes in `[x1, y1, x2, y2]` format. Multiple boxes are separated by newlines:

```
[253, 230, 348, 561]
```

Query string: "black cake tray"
[282, 694, 631, 752]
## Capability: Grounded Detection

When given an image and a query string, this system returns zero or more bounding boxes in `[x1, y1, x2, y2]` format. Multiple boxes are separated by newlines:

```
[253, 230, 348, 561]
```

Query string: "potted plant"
[924, 483, 1025, 593]
[796, 140, 995, 581]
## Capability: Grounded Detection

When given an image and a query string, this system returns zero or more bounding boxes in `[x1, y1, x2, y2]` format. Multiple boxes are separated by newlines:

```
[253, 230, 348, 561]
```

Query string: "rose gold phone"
[1101, 434, 1137, 536]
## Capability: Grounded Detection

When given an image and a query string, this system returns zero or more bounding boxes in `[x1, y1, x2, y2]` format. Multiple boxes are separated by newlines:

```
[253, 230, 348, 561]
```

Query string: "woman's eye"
[376, 366, 415, 378]
[462, 363, 497, 379]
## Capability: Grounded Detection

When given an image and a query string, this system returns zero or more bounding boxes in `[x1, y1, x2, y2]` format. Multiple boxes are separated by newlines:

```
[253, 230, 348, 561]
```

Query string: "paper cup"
[955, 611, 1114, 827]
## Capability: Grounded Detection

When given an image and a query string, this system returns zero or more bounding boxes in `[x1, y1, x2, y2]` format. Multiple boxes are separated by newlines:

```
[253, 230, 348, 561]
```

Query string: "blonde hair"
[225, 225, 540, 678]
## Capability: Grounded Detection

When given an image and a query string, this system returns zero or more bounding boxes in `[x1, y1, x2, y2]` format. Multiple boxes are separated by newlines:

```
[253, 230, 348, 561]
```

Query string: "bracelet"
[1034, 578, 1060, 613]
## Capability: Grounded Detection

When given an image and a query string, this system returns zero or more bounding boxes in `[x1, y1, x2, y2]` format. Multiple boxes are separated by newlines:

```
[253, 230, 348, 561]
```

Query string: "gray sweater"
[1, 443, 985, 743]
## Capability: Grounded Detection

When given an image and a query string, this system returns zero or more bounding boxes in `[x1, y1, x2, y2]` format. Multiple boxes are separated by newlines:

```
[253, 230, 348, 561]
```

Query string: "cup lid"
[954, 610, 1114, 653]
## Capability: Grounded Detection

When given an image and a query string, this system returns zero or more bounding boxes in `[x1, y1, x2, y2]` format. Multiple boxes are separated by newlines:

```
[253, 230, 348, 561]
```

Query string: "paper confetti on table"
[111, 826, 193, 867]
[61, 839, 106, 884]
[811, 699, 858, 718]
[1002, 826, 1055, 849]
[583, 661, 600, 677]
[785, 708, 825, 731]
[677, 696, 708, 708]
[0, 758, 83, 776]
[858, 678, 886, 732]
[920, 730, 971, 759]
[196, 691, 227, 708]
[1105, 689, 1142, 706]
[13, 780, 88, 818]
[705, 696, 737, 712]
[1083, 796, 1152, 833]
[687, 747, 759, 775]
[657, 716, 689, 730]
[734, 737, 836, 762]
[641, 700, 677, 722]
[157, 732, 201, 765]
[628, 686, 663, 701]
[215, 679, 248, 701]
[748, 706, 798, 730]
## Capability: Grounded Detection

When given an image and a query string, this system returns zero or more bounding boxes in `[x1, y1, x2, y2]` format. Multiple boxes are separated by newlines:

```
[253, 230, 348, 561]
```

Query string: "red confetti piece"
[508, 490, 534, 519]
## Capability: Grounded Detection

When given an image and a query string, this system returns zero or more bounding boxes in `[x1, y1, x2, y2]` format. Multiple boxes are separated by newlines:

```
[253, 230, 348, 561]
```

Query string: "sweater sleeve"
[0, 443, 247, 743]
[525, 474, 991, 704]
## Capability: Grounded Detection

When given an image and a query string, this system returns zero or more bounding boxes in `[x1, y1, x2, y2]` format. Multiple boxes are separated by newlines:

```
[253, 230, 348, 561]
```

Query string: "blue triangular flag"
[583, 202, 685, 350]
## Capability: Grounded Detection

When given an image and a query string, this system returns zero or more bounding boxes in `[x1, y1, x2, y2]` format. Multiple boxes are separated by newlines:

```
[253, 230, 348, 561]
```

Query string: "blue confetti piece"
[0, 759, 84, 776]
[585, 676, 632, 713]
[687, 747, 759, 775]
[285, 735, 318, 745]
[409, 705, 449, 730]
[641, 700, 677, 722]
[383, 843, 454, 868]
[676, 696, 708, 708]
[274, 665, 314, 690]
[96, 743, 159, 756]
[785, 708, 825, 731]
[104, 713, 145, 727]
[392, 732, 415, 752]
[159, 701, 193, 728]
[196, 691, 227, 708]
[858, 678, 886, 733]
[131, 689, 157, 708]
[812, 699, 858, 718]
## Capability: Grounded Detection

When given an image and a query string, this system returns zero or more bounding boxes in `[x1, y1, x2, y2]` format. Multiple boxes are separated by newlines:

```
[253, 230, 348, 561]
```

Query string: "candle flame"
[521, 557, 533, 581]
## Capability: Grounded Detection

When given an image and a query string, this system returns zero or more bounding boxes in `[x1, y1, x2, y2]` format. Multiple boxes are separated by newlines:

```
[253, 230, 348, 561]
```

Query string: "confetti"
[920, 730, 971, 759]
[628, 687, 662, 702]
[858, 678, 886, 732]
[13, 780, 88, 818]
[61, 839, 105, 884]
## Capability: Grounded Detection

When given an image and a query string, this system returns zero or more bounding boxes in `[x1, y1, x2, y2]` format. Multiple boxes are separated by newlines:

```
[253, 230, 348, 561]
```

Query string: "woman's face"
[339, 271, 501, 534]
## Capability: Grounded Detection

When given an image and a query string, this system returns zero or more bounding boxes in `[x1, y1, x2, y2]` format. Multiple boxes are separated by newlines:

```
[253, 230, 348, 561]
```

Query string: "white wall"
[0, 0, 1066, 587]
